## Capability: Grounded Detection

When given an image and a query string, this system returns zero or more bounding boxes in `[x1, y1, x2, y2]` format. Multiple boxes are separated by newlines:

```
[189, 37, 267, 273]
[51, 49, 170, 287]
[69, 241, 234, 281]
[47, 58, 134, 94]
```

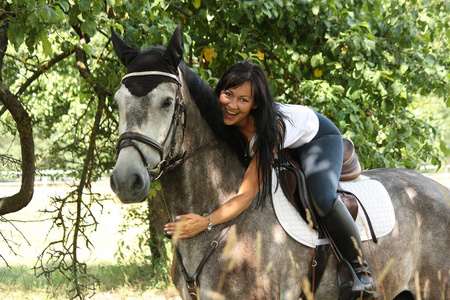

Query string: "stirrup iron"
[337, 259, 378, 300]
[337, 259, 366, 299]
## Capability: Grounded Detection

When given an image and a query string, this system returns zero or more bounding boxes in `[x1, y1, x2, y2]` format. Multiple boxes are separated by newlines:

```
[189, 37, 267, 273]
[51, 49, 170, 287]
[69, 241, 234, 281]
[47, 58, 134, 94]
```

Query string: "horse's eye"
[162, 98, 173, 108]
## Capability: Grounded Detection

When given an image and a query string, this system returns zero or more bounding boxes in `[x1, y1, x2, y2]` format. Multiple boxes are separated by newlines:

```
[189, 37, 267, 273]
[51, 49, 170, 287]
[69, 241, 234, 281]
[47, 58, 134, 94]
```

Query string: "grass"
[0, 263, 180, 300]
[0, 181, 179, 299]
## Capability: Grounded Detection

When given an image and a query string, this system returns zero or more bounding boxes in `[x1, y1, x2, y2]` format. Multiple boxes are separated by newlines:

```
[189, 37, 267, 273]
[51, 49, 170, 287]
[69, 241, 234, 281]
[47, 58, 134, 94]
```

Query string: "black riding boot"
[320, 198, 378, 300]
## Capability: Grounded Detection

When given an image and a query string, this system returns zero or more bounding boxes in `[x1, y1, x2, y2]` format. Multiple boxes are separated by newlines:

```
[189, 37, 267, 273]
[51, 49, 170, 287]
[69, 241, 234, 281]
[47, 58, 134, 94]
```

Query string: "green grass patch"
[0, 262, 172, 299]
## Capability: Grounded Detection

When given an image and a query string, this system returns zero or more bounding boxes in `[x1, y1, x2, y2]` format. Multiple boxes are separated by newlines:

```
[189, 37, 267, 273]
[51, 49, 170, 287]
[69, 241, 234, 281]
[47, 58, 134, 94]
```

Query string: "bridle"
[115, 69, 187, 179]
[116, 68, 229, 299]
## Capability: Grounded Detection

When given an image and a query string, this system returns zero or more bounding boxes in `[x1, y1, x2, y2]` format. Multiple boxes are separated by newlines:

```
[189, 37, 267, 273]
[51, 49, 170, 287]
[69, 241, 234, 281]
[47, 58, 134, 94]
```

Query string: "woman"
[164, 61, 377, 300]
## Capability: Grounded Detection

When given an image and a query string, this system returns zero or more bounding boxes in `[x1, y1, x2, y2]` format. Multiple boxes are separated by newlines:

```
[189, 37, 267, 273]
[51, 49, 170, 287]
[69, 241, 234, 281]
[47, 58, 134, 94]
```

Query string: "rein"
[175, 218, 237, 300]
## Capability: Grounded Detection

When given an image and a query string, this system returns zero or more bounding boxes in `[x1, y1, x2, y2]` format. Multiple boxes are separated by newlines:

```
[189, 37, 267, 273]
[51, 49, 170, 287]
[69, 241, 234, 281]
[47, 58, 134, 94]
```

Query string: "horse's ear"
[111, 27, 140, 67]
[164, 24, 183, 73]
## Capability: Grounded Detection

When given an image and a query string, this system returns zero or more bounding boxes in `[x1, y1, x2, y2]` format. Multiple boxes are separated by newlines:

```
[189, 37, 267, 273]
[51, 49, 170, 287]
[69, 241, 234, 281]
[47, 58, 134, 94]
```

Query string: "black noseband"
[117, 131, 164, 163]
[115, 69, 186, 179]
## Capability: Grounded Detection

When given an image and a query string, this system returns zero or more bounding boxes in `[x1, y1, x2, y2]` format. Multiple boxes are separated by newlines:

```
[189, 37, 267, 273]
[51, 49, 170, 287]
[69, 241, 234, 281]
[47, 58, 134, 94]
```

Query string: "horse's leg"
[393, 291, 415, 300]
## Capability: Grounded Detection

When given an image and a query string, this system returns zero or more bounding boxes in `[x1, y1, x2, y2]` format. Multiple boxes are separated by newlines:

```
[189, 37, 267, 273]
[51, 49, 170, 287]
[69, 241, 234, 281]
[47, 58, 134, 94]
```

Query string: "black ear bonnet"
[121, 47, 179, 97]
[111, 25, 184, 97]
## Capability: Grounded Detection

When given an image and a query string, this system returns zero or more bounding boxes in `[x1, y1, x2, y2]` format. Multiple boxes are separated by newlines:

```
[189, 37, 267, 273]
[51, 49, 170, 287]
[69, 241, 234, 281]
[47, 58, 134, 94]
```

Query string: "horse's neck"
[160, 73, 244, 218]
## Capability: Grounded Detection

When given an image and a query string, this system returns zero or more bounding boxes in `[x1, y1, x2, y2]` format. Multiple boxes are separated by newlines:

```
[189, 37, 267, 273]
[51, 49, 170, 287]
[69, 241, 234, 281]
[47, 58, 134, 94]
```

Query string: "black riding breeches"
[293, 112, 343, 216]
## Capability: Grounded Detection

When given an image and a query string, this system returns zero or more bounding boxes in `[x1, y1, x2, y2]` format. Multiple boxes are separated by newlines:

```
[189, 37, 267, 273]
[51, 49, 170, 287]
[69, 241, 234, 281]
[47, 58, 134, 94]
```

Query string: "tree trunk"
[0, 82, 35, 216]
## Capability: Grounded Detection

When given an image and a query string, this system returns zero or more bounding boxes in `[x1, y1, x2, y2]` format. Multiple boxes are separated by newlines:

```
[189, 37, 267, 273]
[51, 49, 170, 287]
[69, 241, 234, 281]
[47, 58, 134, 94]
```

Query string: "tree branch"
[0, 3, 11, 82]
[0, 82, 35, 216]
[15, 49, 76, 97]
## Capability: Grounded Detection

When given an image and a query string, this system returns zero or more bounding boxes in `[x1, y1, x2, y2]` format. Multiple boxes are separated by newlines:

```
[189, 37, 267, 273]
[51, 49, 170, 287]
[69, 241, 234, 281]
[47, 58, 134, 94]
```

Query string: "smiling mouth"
[225, 109, 238, 117]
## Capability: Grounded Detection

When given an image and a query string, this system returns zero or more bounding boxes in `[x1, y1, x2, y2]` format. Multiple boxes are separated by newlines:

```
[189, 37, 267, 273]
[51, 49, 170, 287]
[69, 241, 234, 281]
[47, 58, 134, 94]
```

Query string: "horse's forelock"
[122, 46, 179, 97]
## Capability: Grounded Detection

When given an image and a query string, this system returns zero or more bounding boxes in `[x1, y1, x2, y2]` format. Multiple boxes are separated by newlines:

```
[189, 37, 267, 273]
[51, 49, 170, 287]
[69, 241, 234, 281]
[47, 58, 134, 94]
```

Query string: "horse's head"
[110, 25, 186, 203]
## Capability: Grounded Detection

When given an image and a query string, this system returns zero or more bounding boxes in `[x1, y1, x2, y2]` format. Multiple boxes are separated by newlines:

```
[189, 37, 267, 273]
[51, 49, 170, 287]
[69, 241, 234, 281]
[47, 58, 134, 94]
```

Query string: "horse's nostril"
[110, 173, 144, 193]
[131, 174, 144, 190]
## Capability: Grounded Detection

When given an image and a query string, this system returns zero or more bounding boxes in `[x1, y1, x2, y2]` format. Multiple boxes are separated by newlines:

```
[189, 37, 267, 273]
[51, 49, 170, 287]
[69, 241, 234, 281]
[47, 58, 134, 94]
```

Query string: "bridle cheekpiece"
[116, 69, 187, 180]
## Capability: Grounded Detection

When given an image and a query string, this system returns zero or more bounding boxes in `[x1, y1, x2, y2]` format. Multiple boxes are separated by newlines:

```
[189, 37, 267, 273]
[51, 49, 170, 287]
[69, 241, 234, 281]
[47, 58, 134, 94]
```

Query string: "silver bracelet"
[203, 213, 213, 232]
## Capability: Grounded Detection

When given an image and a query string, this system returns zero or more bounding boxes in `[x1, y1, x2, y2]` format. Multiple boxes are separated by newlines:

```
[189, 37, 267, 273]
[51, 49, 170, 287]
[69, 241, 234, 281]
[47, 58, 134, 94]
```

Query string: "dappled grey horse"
[109, 25, 450, 299]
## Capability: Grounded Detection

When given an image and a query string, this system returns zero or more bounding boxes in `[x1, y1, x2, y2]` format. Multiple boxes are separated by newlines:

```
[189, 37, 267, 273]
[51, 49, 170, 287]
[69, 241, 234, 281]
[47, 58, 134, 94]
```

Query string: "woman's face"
[219, 81, 257, 129]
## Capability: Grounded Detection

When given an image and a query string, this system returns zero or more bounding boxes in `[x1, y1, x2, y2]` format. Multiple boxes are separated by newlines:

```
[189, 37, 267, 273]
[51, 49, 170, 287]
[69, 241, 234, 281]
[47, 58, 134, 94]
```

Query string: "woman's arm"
[164, 153, 261, 239]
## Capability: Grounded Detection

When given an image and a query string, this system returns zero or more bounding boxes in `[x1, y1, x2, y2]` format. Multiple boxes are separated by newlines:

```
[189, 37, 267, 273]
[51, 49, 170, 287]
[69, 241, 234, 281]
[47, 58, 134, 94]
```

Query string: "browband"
[121, 70, 181, 86]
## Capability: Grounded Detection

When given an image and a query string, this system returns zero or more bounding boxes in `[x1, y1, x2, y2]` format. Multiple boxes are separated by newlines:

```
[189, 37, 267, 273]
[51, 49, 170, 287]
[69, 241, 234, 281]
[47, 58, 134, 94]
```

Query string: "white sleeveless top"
[248, 104, 319, 156]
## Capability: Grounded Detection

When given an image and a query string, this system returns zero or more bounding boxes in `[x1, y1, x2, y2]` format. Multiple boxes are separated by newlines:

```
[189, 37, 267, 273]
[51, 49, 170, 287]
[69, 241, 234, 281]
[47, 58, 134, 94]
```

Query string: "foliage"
[172, 0, 450, 169]
[0, 0, 449, 298]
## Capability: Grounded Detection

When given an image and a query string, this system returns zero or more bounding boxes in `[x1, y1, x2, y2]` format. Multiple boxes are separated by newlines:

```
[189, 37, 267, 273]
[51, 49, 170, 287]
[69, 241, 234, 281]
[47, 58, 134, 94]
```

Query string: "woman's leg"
[294, 112, 342, 216]
[294, 113, 377, 300]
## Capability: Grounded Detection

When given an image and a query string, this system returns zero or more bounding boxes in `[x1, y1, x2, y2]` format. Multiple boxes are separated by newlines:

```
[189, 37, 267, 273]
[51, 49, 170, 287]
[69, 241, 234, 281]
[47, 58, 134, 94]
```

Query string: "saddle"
[278, 138, 361, 229]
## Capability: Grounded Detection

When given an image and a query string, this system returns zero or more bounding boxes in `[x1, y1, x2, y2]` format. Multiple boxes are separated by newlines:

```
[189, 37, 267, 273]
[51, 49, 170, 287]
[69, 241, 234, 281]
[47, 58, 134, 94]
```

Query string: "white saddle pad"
[272, 175, 395, 248]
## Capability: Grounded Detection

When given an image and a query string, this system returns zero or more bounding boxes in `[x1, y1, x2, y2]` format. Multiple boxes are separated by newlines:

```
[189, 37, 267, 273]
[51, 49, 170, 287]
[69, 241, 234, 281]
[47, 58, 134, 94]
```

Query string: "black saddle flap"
[279, 165, 320, 230]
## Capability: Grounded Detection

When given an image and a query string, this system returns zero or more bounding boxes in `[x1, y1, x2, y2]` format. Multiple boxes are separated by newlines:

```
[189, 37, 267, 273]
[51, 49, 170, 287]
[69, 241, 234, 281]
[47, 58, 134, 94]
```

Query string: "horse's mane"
[179, 62, 225, 139]
[179, 62, 247, 167]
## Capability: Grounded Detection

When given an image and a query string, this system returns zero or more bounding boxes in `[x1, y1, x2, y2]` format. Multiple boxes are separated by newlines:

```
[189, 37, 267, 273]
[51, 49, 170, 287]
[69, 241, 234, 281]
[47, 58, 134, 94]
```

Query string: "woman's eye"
[222, 90, 232, 97]
[162, 98, 173, 108]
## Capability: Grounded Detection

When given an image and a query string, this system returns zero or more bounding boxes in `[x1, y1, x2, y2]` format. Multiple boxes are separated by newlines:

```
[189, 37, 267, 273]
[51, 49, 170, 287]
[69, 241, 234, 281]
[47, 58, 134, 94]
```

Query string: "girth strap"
[300, 233, 331, 300]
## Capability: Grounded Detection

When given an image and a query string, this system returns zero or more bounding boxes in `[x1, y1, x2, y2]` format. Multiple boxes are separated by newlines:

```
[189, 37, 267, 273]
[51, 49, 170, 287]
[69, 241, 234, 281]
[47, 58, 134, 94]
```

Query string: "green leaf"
[390, 81, 403, 97]
[399, 63, 409, 75]
[82, 43, 95, 56]
[42, 38, 52, 56]
[38, 30, 53, 56]
[42, 5, 61, 23]
[440, 141, 450, 156]
[58, 1, 70, 11]
[364, 38, 376, 51]
[81, 16, 97, 37]
[350, 114, 359, 122]
[312, 5, 320, 16]
[311, 53, 324, 68]
[238, 52, 248, 60]
[7, 21, 24, 50]
[78, 0, 91, 12]
[28, 10, 40, 28]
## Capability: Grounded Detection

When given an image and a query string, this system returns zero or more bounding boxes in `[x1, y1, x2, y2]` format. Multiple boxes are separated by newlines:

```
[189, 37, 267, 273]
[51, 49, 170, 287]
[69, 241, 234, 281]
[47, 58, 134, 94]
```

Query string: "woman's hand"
[164, 214, 210, 239]
[163, 155, 260, 240]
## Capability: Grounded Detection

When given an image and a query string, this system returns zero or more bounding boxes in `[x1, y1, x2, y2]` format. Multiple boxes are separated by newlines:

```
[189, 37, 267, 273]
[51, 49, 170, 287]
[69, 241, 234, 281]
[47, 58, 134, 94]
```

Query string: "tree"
[0, 0, 448, 298]
[174, 0, 450, 168]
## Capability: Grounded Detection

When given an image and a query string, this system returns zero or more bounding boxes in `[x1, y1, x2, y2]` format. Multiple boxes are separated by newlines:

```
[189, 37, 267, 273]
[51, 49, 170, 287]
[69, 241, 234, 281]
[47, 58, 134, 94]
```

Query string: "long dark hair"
[215, 61, 286, 209]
